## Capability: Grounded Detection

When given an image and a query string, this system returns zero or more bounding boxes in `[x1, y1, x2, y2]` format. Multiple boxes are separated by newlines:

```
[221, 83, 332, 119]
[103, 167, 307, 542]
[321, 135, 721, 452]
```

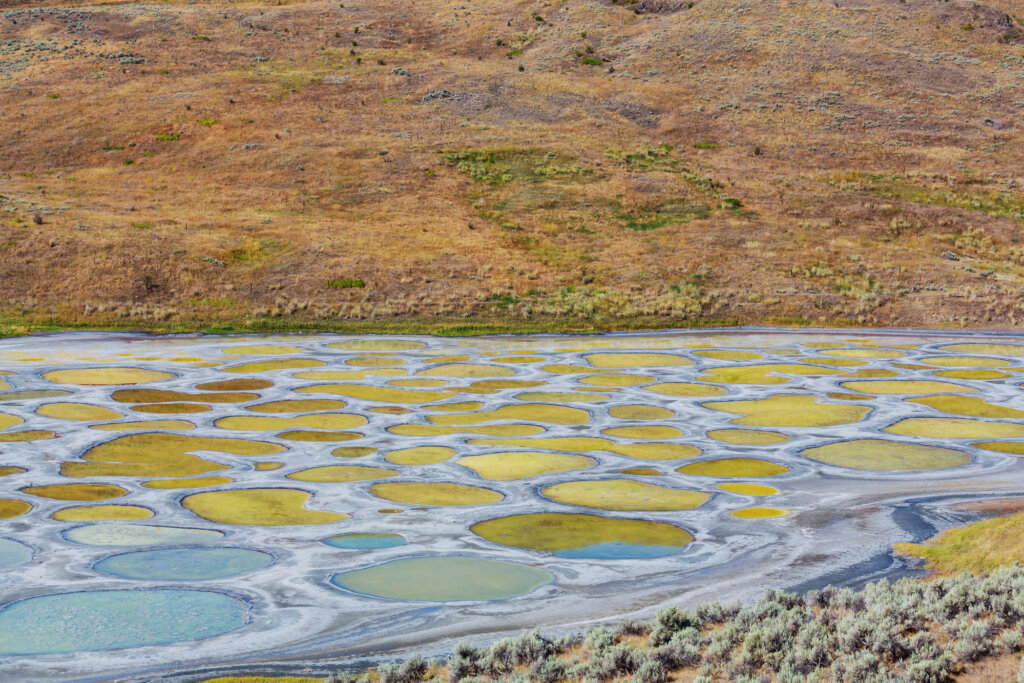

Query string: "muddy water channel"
[0, 329, 1022, 680]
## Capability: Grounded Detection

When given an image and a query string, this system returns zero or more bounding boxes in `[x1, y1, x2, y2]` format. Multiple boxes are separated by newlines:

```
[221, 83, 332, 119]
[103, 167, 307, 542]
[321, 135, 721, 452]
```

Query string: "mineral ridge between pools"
[2, 329, 1024, 680]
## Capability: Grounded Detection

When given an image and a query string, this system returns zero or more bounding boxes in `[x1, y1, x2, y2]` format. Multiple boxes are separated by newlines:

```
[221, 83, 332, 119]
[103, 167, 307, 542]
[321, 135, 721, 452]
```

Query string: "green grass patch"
[155, 134, 179, 141]
[327, 278, 366, 289]
[830, 172, 1024, 223]
[618, 199, 710, 230]
[895, 510, 1024, 574]
[443, 148, 591, 185]
[226, 240, 288, 264]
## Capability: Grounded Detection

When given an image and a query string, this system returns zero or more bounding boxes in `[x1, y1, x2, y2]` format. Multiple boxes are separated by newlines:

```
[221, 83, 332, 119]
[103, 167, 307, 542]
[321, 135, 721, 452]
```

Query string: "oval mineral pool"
[64, 524, 225, 546]
[0, 589, 247, 655]
[323, 533, 406, 550]
[471, 512, 693, 559]
[94, 548, 273, 581]
[329, 557, 553, 601]
[0, 538, 32, 569]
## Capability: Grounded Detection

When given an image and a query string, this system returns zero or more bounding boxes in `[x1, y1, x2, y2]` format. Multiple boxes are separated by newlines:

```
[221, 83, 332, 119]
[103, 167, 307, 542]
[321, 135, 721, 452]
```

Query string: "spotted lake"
[0, 330, 1022, 680]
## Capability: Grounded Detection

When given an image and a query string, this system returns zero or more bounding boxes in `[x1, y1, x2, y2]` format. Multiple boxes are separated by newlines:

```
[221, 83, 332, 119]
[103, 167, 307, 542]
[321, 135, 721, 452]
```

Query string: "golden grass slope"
[1, 0, 1023, 332]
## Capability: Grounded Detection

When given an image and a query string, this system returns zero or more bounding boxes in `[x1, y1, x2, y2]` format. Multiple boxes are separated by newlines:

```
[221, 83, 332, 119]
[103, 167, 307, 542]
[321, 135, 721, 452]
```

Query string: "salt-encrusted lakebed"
[0, 329, 1022, 681]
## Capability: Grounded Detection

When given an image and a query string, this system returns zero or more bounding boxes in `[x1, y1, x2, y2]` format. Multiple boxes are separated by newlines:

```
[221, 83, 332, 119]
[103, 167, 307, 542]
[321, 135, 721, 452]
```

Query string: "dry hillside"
[1, 0, 1023, 333]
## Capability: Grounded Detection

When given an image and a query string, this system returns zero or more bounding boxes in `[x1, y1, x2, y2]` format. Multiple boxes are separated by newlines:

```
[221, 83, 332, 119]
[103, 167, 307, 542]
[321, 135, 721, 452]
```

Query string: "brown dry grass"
[2, 0, 1023, 333]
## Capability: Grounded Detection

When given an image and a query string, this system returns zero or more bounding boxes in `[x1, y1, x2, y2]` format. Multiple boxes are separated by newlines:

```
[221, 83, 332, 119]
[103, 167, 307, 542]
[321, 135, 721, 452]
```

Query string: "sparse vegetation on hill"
[1, 0, 1023, 332]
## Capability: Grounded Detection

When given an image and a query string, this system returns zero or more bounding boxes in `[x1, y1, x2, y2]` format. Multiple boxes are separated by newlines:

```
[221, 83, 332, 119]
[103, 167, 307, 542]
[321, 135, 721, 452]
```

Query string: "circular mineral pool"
[64, 524, 225, 546]
[0, 538, 32, 569]
[94, 547, 273, 581]
[323, 533, 406, 550]
[0, 589, 248, 655]
[330, 557, 553, 601]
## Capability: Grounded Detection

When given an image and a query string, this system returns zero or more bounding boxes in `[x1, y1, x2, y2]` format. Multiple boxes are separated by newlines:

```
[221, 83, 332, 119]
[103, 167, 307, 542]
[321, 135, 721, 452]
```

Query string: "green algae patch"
[247, 399, 347, 413]
[731, 507, 789, 518]
[578, 374, 656, 387]
[183, 488, 347, 525]
[819, 349, 904, 359]
[279, 430, 362, 442]
[296, 384, 456, 403]
[469, 437, 699, 460]
[801, 439, 970, 471]
[894, 511, 1024, 574]
[704, 394, 870, 427]
[333, 446, 377, 458]
[471, 512, 693, 558]
[428, 404, 588, 426]
[112, 389, 259, 404]
[195, 379, 274, 391]
[934, 369, 1013, 380]
[347, 356, 406, 367]
[36, 403, 122, 421]
[608, 405, 674, 420]
[132, 403, 212, 414]
[51, 505, 153, 521]
[143, 477, 234, 489]
[384, 446, 455, 465]
[328, 340, 426, 351]
[255, 462, 283, 470]
[295, 369, 407, 381]
[0, 467, 26, 477]
[214, 414, 366, 431]
[707, 429, 790, 445]
[841, 380, 977, 395]
[908, 395, 1024, 418]
[0, 499, 31, 518]
[936, 343, 1024, 357]
[457, 452, 596, 480]
[584, 353, 693, 368]
[42, 368, 175, 385]
[425, 401, 485, 412]
[416, 364, 514, 378]
[369, 482, 503, 506]
[0, 412, 24, 431]
[63, 433, 284, 478]
[389, 424, 545, 437]
[541, 479, 709, 511]
[972, 442, 1024, 456]
[287, 465, 399, 482]
[700, 364, 842, 385]
[224, 345, 304, 355]
[717, 483, 779, 496]
[22, 483, 128, 501]
[601, 425, 683, 439]
[0, 430, 56, 442]
[461, 380, 547, 392]
[643, 383, 728, 398]
[883, 418, 1024, 439]
[225, 359, 325, 373]
[330, 556, 552, 602]
[676, 458, 789, 477]
[923, 357, 1012, 368]
[92, 420, 195, 431]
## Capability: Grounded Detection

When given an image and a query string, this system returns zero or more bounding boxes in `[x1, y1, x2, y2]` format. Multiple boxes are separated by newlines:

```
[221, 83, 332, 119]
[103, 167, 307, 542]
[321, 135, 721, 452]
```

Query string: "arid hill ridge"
[1, 0, 1022, 334]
